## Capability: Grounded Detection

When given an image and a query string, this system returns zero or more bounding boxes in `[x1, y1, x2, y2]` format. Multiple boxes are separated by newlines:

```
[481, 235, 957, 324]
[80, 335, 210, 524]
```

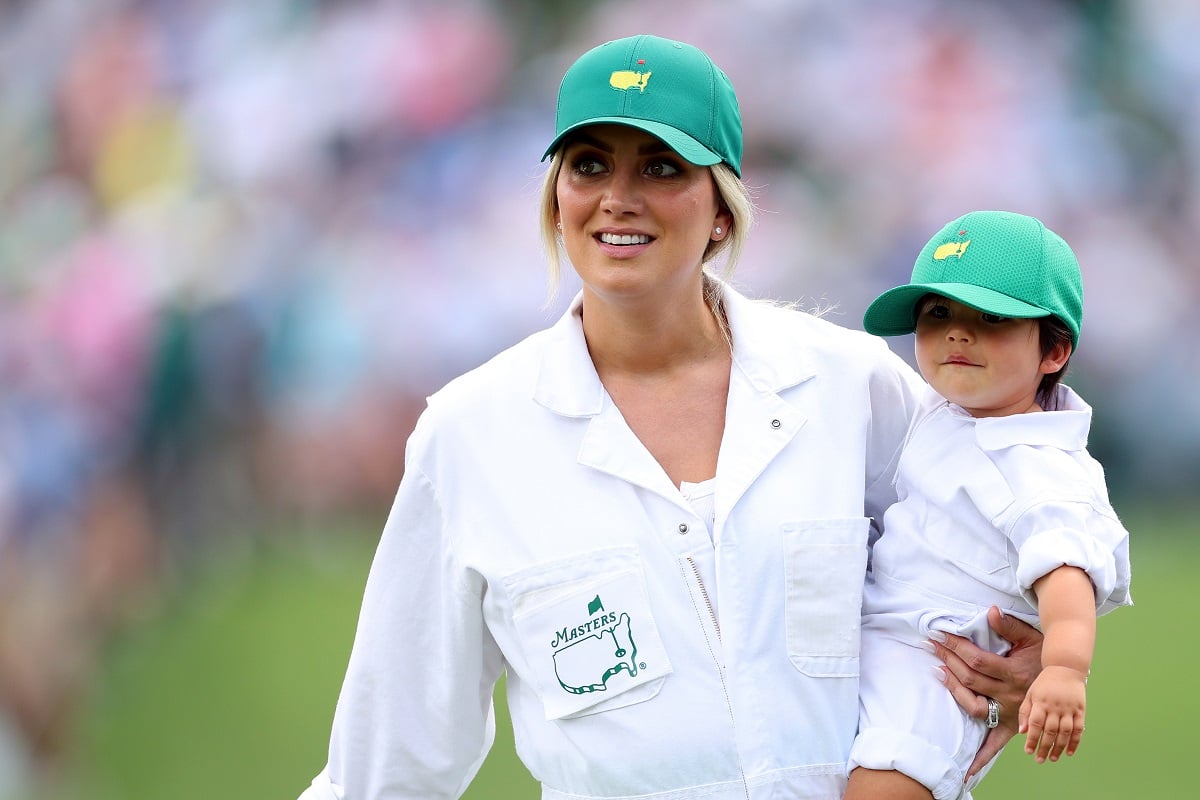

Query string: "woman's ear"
[712, 207, 733, 240]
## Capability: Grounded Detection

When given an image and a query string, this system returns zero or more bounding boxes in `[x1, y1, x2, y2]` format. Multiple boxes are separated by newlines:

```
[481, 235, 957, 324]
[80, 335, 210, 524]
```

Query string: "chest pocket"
[504, 546, 673, 720]
[935, 453, 1019, 578]
[782, 518, 870, 677]
[900, 412, 1019, 578]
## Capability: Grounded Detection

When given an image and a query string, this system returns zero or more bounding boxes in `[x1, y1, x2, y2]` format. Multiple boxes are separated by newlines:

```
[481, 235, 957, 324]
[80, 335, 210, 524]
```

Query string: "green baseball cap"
[863, 210, 1083, 346]
[542, 35, 743, 176]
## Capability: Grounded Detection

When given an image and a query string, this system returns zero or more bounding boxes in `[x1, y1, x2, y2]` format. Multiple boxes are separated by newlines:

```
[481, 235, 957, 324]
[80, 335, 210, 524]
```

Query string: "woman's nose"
[600, 170, 643, 214]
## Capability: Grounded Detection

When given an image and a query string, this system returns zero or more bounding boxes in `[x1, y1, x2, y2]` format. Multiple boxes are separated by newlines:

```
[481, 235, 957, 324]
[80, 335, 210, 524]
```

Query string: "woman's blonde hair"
[538, 149, 755, 307]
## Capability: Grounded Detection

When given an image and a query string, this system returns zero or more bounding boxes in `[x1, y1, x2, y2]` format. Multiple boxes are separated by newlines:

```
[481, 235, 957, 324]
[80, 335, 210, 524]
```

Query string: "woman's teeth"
[599, 233, 650, 245]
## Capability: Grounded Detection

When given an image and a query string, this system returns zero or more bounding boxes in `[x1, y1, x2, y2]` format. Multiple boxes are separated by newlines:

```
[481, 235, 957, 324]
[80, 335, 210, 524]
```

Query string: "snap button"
[770, 418, 781, 429]
[678, 523, 689, 535]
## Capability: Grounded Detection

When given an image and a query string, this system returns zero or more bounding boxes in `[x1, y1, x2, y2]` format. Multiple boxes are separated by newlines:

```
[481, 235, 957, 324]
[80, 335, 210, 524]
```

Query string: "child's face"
[913, 296, 1068, 417]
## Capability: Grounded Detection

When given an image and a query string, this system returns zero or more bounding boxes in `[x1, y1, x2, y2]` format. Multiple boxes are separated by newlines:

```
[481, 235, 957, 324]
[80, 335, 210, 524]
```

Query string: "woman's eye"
[645, 159, 680, 177]
[571, 157, 606, 176]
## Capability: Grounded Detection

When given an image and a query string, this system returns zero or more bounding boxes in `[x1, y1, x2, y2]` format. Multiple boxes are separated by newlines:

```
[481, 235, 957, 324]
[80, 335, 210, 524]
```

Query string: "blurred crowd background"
[1, 0, 1196, 796]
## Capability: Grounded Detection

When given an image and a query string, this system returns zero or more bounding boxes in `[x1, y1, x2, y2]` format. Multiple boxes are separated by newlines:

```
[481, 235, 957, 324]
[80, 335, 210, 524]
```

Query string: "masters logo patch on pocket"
[512, 566, 672, 720]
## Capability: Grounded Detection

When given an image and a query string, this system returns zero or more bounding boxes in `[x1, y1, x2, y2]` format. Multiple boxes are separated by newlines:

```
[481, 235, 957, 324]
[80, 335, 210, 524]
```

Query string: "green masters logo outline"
[549, 594, 645, 695]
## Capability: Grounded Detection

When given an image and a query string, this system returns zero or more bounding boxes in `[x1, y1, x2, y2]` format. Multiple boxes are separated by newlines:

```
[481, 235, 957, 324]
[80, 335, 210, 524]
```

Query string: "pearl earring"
[714, 226, 723, 236]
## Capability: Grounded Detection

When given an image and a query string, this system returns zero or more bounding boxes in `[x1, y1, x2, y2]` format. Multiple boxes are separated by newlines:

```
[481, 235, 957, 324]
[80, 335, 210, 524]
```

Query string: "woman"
[298, 35, 1041, 800]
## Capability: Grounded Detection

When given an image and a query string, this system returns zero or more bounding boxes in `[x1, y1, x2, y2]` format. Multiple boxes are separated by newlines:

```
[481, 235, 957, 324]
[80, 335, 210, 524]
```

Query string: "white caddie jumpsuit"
[299, 283, 924, 800]
[851, 384, 1133, 800]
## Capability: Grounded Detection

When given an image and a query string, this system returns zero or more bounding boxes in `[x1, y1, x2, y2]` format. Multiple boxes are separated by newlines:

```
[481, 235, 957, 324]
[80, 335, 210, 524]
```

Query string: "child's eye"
[981, 313, 1008, 324]
[925, 304, 950, 320]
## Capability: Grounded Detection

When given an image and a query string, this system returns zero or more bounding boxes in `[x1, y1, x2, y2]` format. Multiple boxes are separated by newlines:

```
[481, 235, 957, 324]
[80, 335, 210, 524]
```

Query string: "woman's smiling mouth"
[598, 232, 652, 245]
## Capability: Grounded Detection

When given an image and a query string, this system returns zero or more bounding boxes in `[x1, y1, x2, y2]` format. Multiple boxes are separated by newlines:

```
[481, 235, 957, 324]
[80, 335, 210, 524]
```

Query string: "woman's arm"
[305, 431, 503, 799]
[930, 606, 1044, 778]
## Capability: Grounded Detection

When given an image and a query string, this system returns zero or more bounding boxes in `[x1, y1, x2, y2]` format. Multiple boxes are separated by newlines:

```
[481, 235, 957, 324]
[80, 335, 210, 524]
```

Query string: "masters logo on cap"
[542, 35, 743, 176]
[862, 210, 1084, 347]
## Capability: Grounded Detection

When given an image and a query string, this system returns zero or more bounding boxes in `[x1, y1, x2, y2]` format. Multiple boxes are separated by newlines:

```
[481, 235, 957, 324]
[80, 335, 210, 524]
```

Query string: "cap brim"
[863, 283, 1051, 337]
[542, 117, 723, 167]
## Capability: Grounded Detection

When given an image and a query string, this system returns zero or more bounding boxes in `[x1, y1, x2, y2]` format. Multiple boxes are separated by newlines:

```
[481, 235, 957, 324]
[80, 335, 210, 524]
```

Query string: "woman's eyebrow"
[638, 140, 671, 155]
[565, 132, 612, 152]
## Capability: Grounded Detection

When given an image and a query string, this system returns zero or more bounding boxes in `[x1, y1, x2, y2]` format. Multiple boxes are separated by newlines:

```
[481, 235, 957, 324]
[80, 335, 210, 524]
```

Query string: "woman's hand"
[929, 606, 1044, 778]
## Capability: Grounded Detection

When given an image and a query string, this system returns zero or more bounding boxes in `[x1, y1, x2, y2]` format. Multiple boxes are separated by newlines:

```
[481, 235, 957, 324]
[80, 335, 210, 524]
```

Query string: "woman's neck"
[580, 286, 728, 376]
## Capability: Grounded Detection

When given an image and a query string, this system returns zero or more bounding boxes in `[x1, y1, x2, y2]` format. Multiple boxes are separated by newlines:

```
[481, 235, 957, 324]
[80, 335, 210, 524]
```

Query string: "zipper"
[683, 556, 749, 800]
[687, 556, 722, 643]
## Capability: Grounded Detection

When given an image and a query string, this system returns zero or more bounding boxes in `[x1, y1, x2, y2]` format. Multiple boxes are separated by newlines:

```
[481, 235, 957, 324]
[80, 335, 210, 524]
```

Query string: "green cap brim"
[541, 117, 723, 167]
[863, 282, 1052, 337]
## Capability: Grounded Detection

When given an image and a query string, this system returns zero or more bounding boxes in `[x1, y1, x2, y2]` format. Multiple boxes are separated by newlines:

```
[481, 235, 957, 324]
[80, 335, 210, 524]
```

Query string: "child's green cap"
[542, 35, 743, 177]
[863, 210, 1083, 346]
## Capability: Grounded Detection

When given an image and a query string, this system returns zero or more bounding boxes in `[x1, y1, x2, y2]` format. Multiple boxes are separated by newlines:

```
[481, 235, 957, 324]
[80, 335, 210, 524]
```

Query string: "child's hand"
[1018, 665, 1087, 763]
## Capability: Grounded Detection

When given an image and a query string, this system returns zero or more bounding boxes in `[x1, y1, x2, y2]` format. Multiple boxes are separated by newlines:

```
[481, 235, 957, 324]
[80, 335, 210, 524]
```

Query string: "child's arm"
[1021, 565, 1096, 763]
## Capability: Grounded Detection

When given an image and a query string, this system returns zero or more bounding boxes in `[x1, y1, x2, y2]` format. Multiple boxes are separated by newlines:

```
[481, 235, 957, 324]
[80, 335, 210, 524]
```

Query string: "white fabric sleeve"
[1009, 500, 1132, 615]
[307, 414, 504, 799]
[863, 344, 925, 538]
[297, 768, 343, 799]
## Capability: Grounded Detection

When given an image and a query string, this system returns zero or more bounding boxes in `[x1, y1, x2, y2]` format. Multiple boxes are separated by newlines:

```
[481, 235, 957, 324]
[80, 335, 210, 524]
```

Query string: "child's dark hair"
[1037, 315, 1074, 410]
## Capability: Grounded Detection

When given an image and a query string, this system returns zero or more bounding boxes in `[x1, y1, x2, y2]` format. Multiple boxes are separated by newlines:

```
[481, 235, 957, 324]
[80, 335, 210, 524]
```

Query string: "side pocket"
[783, 518, 870, 677]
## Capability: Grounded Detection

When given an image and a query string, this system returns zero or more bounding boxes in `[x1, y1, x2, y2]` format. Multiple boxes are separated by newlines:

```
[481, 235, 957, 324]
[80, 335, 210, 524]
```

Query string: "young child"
[844, 210, 1133, 800]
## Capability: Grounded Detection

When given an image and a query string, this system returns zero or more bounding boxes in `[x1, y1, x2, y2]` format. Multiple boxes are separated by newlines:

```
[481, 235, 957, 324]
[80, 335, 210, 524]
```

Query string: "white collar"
[952, 385, 1094, 452]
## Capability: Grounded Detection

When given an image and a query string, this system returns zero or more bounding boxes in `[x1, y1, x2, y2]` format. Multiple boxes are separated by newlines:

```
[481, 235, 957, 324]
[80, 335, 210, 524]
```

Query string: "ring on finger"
[986, 697, 1000, 729]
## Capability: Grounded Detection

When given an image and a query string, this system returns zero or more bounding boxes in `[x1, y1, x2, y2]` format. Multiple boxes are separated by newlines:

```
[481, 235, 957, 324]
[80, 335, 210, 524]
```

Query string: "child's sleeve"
[1007, 496, 1132, 616]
